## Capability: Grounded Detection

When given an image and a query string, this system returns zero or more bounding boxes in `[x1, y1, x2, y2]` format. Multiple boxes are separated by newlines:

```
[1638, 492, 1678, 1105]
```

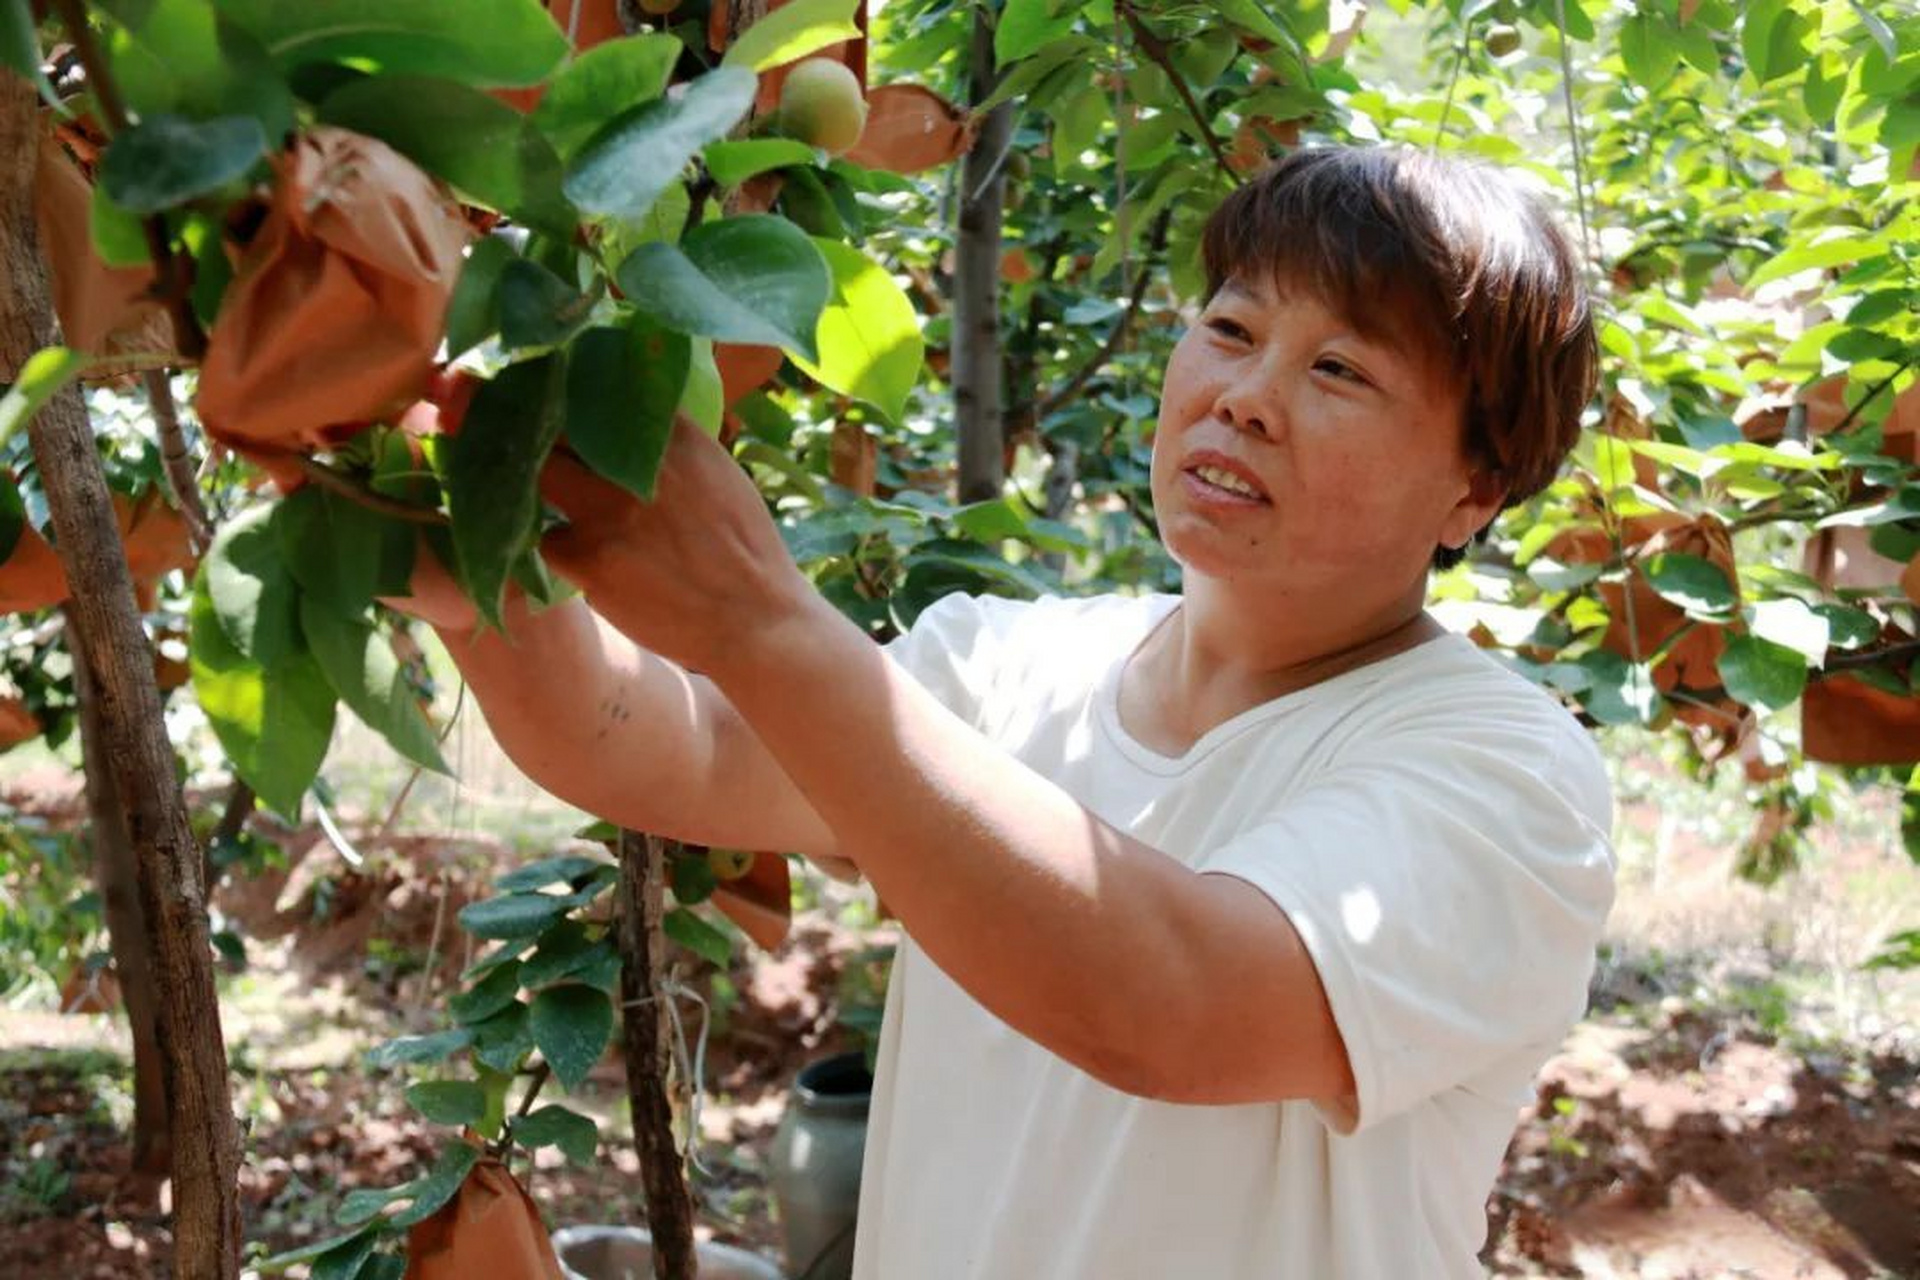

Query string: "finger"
[538, 448, 632, 515]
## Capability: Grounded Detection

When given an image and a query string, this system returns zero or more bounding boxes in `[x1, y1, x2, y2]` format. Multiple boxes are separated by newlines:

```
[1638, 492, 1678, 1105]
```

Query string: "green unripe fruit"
[777, 59, 869, 156]
[1484, 23, 1522, 57]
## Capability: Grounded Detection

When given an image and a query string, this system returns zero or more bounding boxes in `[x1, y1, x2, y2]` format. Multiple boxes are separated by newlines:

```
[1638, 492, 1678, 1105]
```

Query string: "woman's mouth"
[1181, 456, 1269, 505]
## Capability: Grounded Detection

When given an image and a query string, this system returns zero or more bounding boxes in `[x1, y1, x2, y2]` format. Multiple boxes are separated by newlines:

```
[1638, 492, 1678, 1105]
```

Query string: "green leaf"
[1576, 650, 1662, 727]
[0, 472, 25, 565]
[336, 1184, 410, 1228]
[617, 215, 831, 361]
[204, 505, 301, 666]
[406, 1080, 487, 1127]
[213, 0, 568, 87]
[361, 1256, 406, 1280]
[0, 347, 90, 452]
[447, 357, 567, 627]
[1739, 0, 1812, 85]
[498, 258, 594, 349]
[364, 1027, 474, 1070]
[1641, 552, 1737, 617]
[1748, 230, 1891, 289]
[565, 318, 688, 501]
[310, 1230, 378, 1280]
[510, 1104, 598, 1164]
[470, 1002, 535, 1072]
[671, 851, 717, 905]
[104, 3, 294, 136]
[532, 33, 682, 158]
[275, 486, 413, 618]
[449, 959, 524, 1024]
[301, 601, 448, 774]
[1814, 603, 1879, 651]
[563, 65, 756, 220]
[320, 74, 574, 240]
[1, 0, 54, 104]
[1619, 13, 1679, 88]
[680, 337, 724, 436]
[996, 0, 1078, 66]
[529, 984, 613, 1088]
[1717, 634, 1808, 712]
[89, 184, 151, 269]
[498, 855, 611, 892]
[522, 933, 615, 990]
[663, 907, 732, 967]
[722, 0, 861, 73]
[458, 891, 576, 940]
[446, 237, 516, 360]
[390, 1141, 482, 1228]
[475, 1064, 514, 1141]
[189, 570, 335, 819]
[791, 239, 923, 425]
[96, 114, 266, 215]
[705, 138, 821, 187]
[257, 1226, 377, 1274]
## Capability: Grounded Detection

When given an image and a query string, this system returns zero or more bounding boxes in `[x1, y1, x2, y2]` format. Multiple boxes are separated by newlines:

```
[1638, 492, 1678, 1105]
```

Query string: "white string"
[625, 969, 714, 1177]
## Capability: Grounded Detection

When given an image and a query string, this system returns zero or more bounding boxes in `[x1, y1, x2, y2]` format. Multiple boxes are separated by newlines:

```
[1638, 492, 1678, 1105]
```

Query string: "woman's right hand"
[379, 537, 480, 633]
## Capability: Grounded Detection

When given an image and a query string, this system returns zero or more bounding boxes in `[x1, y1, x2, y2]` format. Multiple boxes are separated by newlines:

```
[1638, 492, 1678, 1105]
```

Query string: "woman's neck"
[1121, 576, 1442, 755]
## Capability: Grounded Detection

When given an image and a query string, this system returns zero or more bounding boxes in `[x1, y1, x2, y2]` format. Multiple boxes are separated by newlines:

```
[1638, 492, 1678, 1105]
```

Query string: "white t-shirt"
[853, 591, 1615, 1279]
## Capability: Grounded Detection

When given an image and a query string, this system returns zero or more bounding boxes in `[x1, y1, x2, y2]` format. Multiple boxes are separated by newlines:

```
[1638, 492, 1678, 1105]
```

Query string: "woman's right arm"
[403, 575, 847, 870]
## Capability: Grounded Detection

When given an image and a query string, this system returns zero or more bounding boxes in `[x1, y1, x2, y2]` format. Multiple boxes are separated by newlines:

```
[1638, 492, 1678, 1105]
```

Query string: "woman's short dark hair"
[1199, 146, 1598, 570]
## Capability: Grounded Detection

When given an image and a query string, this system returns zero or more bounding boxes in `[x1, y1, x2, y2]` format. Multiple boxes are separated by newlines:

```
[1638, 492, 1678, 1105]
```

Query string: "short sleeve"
[882, 592, 1030, 727]
[1198, 721, 1614, 1135]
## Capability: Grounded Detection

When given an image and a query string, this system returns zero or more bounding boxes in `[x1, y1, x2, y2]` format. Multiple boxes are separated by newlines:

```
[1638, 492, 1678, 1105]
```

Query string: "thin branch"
[1433, 35, 1467, 148]
[1117, 0, 1237, 183]
[141, 371, 212, 555]
[1825, 358, 1915, 440]
[294, 456, 450, 525]
[1030, 208, 1173, 423]
[50, 0, 208, 362]
[490, 1061, 552, 1157]
[1827, 639, 1920, 673]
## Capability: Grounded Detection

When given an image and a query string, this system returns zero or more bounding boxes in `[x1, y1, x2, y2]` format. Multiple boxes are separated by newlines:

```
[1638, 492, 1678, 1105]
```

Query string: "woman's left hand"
[537, 418, 816, 678]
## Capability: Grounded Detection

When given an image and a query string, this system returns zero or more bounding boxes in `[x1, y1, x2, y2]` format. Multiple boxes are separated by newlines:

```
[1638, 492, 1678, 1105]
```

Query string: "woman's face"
[1149, 274, 1503, 606]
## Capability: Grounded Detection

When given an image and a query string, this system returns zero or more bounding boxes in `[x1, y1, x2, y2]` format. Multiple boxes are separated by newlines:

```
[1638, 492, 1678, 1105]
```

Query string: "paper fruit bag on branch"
[195, 128, 469, 481]
[13, 131, 174, 380]
[404, 1158, 564, 1280]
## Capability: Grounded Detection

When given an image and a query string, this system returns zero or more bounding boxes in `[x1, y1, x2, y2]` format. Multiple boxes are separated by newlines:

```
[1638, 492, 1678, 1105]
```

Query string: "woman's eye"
[1313, 357, 1368, 385]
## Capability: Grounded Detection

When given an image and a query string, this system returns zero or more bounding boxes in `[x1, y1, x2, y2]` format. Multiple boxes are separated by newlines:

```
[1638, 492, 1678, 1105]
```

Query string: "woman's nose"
[1214, 372, 1279, 441]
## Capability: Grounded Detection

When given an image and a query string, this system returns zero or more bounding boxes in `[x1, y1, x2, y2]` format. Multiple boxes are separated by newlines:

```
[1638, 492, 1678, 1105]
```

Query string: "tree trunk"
[0, 74, 242, 1280]
[952, 7, 1015, 503]
[616, 831, 697, 1280]
[68, 610, 171, 1179]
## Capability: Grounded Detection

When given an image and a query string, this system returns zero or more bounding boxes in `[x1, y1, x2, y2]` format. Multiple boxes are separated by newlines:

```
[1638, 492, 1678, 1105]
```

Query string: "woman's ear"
[1440, 468, 1508, 551]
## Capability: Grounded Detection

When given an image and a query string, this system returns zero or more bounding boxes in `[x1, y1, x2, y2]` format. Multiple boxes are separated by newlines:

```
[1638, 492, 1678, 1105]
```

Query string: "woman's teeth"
[1195, 465, 1260, 498]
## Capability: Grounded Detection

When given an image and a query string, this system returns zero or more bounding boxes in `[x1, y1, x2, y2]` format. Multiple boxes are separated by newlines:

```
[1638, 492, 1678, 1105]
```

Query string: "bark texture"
[69, 612, 170, 1177]
[0, 74, 241, 1280]
[953, 8, 1016, 503]
[617, 831, 697, 1280]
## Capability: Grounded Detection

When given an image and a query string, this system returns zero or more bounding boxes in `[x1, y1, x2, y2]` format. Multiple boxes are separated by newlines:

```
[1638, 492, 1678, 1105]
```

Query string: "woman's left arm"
[539, 423, 1353, 1108]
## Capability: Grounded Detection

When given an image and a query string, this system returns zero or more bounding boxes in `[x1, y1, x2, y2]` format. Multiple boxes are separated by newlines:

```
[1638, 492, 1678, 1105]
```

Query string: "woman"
[399, 145, 1614, 1278]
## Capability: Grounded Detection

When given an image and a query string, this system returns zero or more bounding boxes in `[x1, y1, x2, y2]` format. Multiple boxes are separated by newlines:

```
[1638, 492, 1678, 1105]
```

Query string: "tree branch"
[50, 0, 208, 362]
[293, 456, 450, 525]
[1030, 208, 1172, 424]
[1117, 0, 1236, 183]
[1825, 358, 1915, 440]
[142, 371, 212, 555]
[1827, 639, 1920, 674]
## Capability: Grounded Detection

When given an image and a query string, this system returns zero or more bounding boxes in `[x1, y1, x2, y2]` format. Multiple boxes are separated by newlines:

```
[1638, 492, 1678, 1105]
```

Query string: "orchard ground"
[1, 670, 1916, 1280]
